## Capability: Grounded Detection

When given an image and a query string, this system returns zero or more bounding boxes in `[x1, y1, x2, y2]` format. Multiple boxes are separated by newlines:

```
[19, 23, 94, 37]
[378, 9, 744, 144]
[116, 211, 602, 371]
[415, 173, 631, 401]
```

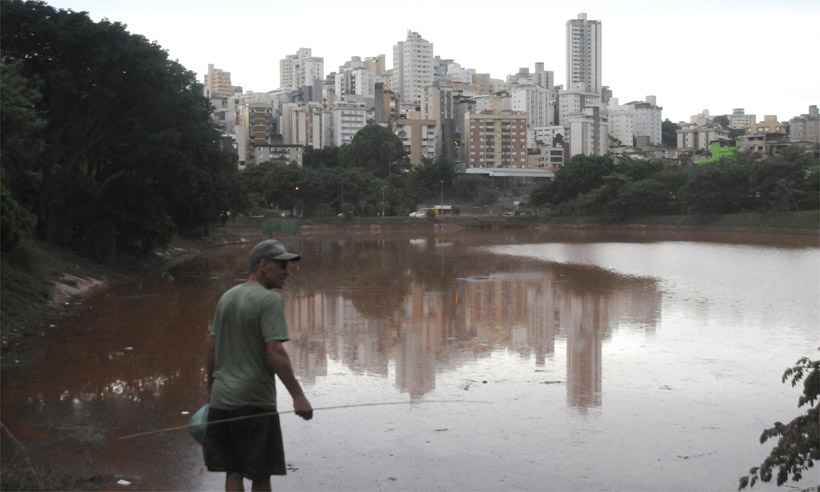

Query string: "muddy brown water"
[2, 228, 819, 491]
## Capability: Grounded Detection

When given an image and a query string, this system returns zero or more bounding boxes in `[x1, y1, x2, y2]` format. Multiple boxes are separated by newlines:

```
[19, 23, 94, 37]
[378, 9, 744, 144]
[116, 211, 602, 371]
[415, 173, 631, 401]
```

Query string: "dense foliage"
[739, 355, 819, 490]
[530, 150, 819, 221]
[241, 127, 499, 217]
[0, 0, 239, 258]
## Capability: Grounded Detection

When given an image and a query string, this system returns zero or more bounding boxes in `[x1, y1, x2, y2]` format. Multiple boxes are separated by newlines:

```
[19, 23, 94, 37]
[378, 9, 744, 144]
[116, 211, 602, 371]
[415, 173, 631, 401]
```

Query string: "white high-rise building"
[512, 84, 554, 128]
[335, 56, 385, 100]
[392, 31, 434, 108]
[330, 102, 369, 147]
[280, 48, 324, 90]
[568, 105, 608, 157]
[608, 96, 663, 146]
[280, 102, 323, 149]
[566, 13, 602, 95]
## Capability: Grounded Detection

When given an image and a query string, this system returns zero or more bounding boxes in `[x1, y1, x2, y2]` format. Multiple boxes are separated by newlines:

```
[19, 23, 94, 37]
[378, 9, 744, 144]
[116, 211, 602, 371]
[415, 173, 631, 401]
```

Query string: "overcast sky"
[47, 0, 819, 122]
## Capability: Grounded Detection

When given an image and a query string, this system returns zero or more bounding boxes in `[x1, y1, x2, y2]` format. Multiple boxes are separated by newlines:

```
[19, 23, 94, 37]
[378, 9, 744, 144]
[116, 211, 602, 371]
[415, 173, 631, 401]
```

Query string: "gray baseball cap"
[248, 239, 301, 272]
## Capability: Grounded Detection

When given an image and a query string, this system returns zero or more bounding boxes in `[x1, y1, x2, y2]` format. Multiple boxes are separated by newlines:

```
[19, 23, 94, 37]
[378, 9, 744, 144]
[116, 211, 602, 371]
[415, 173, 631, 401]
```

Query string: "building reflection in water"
[284, 241, 662, 409]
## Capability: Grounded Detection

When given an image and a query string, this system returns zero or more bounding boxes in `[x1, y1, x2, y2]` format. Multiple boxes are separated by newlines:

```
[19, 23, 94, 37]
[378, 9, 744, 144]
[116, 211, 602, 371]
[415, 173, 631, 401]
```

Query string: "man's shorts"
[204, 406, 286, 479]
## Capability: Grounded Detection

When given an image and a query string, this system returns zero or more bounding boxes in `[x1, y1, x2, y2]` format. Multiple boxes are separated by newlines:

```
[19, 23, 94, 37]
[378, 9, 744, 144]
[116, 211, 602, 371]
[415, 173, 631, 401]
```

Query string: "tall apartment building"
[237, 97, 274, 163]
[558, 84, 600, 126]
[729, 108, 756, 130]
[335, 56, 385, 100]
[465, 111, 529, 168]
[280, 102, 323, 149]
[566, 13, 602, 95]
[395, 113, 437, 165]
[789, 105, 820, 144]
[512, 84, 554, 128]
[567, 105, 608, 157]
[608, 96, 662, 146]
[330, 102, 369, 147]
[392, 31, 434, 108]
[205, 64, 234, 98]
[534, 62, 555, 89]
[280, 48, 324, 91]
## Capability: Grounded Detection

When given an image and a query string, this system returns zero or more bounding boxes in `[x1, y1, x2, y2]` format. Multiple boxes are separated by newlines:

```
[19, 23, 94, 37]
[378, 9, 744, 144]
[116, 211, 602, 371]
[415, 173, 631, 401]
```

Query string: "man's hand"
[293, 395, 313, 420]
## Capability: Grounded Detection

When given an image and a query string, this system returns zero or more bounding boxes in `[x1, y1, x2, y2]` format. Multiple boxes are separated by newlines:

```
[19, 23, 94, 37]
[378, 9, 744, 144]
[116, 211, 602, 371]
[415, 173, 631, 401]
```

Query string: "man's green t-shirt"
[209, 282, 289, 410]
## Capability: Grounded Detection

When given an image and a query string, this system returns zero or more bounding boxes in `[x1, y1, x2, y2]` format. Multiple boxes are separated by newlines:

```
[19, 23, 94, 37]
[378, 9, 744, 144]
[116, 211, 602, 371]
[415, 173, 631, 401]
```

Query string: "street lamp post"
[439, 180, 444, 206]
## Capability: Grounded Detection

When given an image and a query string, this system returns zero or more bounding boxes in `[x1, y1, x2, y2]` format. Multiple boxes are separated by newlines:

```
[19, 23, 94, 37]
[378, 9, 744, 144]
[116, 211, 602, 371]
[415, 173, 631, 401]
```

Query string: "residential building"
[748, 115, 785, 134]
[737, 131, 789, 155]
[474, 92, 512, 113]
[330, 102, 368, 147]
[395, 113, 437, 164]
[280, 102, 323, 149]
[527, 146, 565, 169]
[237, 96, 274, 163]
[690, 109, 711, 126]
[530, 125, 566, 149]
[280, 48, 324, 91]
[534, 62, 555, 89]
[729, 108, 756, 130]
[392, 31, 434, 108]
[566, 13, 602, 95]
[252, 144, 305, 166]
[335, 56, 385, 100]
[465, 111, 529, 168]
[423, 83, 462, 161]
[676, 124, 731, 151]
[558, 84, 600, 125]
[204, 64, 234, 99]
[512, 84, 554, 128]
[607, 96, 662, 147]
[567, 105, 608, 157]
[789, 105, 820, 145]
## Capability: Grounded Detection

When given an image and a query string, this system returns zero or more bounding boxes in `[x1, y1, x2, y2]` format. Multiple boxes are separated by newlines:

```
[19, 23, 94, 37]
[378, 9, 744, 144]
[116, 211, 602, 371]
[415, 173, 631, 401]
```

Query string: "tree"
[661, 119, 680, 148]
[344, 124, 408, 178]
[739, 354, 819, 490]
[713, 115, 731, 128]
[530, 155, 616, 206]
[1, 0, 240, 258]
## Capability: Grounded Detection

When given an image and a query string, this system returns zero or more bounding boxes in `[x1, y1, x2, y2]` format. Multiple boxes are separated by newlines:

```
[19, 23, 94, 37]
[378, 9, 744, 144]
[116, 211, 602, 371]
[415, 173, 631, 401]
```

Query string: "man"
[205, 239, 313, 492]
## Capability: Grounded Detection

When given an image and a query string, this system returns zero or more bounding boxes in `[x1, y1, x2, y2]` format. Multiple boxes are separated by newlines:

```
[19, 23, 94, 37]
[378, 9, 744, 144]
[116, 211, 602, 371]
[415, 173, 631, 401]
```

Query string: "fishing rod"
[118, 399, 492, 441]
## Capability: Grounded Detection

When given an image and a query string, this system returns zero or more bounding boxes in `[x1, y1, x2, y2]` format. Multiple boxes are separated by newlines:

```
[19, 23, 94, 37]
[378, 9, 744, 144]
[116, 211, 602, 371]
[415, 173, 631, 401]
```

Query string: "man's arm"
[265, 341, 313, 420]
[206, 334, 215, 393]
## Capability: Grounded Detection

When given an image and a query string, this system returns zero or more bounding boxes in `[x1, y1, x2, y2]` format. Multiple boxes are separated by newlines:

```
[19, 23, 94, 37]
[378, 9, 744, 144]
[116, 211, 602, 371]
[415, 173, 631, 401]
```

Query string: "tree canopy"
[0, 0, 239, 258]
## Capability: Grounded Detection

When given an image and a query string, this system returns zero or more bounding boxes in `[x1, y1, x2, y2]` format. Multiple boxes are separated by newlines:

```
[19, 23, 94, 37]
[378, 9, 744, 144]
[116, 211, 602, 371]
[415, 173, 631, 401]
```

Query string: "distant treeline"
[241, 125, 503, 218]
[530, 150, 819, 221]
[1, 0, 240, 259]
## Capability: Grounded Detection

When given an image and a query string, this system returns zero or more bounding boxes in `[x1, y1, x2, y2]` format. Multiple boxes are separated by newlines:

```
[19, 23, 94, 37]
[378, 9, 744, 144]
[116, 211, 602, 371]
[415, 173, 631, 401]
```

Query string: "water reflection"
[284, 238, 662, 408]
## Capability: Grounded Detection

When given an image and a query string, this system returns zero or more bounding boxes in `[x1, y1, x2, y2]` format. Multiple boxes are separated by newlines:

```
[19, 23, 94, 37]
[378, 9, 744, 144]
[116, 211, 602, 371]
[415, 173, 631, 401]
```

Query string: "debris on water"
[434, 428, 449, 432]
[660, 385, 673, 391]
[116, 479, 131, 486]
[534, 369, 546, 372]
[676, 451, 715, 460]
[49, 324, 56, 328]
[180, 411, 190, 415]
[388, 477, 397, 481]
[540, 380, 564, 385]
[286, 463, 299, 472]
[124, 346, 134, 351]
[482, 380, 488, 384]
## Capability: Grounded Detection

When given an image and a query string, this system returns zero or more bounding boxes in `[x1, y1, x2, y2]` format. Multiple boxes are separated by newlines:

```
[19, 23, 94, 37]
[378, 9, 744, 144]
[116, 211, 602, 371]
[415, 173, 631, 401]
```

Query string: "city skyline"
[46, 0, 820, 123]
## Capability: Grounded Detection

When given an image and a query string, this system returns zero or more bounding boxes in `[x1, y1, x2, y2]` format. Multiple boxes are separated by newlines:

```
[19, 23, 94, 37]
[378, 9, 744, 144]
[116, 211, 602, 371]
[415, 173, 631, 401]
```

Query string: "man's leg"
[250, 478, 271, 492]
[225, 472, 244, 492]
